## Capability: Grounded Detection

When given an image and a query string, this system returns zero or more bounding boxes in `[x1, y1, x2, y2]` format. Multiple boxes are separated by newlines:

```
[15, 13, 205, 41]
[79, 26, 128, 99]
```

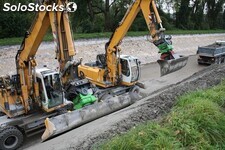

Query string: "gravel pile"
[0, 33, 224, 75]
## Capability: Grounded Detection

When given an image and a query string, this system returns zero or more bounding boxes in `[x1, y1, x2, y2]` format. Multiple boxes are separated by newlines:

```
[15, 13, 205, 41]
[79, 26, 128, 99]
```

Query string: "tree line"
[0, 0, 224, 39]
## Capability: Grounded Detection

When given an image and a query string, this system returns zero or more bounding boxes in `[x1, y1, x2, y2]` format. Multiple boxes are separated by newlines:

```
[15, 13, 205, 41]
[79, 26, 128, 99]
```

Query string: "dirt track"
[21, 55, 206, 150]
[75, 63, 225, 150]
[29, 59, 225, 150]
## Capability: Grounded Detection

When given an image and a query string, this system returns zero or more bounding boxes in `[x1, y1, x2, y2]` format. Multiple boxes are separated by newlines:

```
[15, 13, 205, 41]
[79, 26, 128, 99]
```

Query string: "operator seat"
[84, 54, 106, 68]
[96, 54, 106, 68]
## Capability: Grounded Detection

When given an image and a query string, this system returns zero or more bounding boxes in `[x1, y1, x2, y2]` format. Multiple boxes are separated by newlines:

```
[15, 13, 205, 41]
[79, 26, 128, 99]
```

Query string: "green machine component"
[73, 94, 97, 109]
[158, 43, 173, 53]
[153, 35, 173, 54]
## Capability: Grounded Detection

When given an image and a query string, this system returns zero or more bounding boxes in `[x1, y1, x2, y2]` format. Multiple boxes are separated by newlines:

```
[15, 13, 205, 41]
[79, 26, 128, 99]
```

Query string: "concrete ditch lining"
[74, 64, 225, 150]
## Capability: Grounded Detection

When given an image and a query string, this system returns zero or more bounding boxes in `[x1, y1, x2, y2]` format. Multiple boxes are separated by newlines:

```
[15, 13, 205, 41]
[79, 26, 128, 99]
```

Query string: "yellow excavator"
[42, 0, 188, 141]
[78, 0, 187, 88]
[0, 0, 188, 149]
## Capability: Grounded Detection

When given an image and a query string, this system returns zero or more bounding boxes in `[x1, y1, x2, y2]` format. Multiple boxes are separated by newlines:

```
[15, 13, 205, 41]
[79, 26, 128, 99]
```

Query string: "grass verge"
[97, 81, 225, 150]
[0, 29, 224, 46]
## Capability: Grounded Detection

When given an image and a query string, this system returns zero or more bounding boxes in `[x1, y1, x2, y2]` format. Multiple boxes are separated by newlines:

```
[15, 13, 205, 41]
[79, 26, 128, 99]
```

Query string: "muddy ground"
[0, 33, 224, 75]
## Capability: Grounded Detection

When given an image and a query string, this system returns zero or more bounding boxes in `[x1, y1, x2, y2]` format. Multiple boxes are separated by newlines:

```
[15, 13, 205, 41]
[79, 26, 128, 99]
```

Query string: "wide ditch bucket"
[42, 94, 135, 141]
[157, 56, 188, 76]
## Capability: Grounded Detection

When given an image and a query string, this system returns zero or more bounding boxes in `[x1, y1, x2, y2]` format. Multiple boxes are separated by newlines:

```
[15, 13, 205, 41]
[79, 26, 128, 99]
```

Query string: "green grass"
[97, 81, 225, 150]
[0, 29, 224, 46]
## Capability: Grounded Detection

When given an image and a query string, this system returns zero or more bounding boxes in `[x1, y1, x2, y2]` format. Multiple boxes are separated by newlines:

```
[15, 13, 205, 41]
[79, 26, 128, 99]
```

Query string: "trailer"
[197, 41, 225, 65]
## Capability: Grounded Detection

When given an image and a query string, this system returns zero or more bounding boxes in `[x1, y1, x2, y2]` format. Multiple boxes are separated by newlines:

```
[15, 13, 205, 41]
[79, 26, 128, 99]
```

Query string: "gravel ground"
[0, 33, 224, 75]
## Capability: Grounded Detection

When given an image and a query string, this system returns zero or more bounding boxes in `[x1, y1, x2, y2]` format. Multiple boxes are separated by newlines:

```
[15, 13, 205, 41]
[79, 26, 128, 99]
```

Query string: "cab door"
[37, 73, 64, 111]
[121, 58, 132, 83]
[121, 57, 140, 84]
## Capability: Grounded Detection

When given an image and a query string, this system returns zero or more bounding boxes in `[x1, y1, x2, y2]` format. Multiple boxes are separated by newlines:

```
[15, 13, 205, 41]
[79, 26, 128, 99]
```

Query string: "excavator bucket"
[42, 94, 137, 141]
[157, 55, 188, 76]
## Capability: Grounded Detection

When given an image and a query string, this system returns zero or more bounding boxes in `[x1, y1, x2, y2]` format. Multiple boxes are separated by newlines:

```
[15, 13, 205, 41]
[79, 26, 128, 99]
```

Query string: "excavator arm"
[15, 0, 75, 114]
[78, 0, 188, 88]
[106, 0, 188, 81]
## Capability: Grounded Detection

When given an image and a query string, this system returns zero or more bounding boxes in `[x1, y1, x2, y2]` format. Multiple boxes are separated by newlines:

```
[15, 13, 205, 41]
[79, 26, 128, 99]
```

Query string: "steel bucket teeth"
[157, 56, 188, 76]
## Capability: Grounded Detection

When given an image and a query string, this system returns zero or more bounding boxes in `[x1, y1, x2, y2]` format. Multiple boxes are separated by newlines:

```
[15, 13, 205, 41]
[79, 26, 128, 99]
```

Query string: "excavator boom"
[111, 0, 188, 76]
[77, 0, 188, 91]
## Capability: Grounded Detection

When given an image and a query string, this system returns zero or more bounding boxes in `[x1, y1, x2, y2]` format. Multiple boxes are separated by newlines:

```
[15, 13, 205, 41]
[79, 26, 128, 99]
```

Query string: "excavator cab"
[120, 55, 141, 84]
[36, 68, 64, 111]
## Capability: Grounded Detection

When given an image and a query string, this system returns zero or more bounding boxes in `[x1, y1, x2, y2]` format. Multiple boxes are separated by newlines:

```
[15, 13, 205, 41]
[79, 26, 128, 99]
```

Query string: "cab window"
[121, 59, 130, 77]
[37, 77, 46, 103]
